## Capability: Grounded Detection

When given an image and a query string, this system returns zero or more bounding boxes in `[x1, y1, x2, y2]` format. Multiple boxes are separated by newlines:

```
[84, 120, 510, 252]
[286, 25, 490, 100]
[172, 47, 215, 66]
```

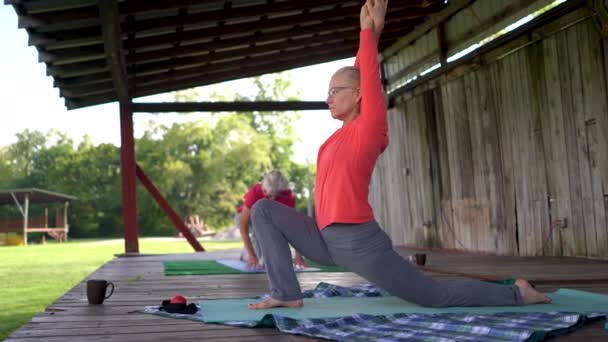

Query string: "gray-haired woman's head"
[261, 170, 289, 198]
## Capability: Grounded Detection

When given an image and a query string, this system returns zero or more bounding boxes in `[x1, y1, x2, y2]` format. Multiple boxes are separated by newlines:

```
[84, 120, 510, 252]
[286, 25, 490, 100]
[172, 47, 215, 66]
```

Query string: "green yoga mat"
[201, 288, 608, 323]
[164, 260, 243, 276]
[164, 260, 347, 276]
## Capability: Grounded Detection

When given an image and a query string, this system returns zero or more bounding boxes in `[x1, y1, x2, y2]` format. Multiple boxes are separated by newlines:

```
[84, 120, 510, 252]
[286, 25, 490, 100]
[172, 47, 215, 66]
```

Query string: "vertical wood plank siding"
[372, 18, 608, 258]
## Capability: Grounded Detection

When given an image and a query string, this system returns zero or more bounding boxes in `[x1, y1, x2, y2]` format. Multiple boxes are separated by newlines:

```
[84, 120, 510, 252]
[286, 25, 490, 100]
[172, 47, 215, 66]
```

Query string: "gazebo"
[0, 188, 76, 245]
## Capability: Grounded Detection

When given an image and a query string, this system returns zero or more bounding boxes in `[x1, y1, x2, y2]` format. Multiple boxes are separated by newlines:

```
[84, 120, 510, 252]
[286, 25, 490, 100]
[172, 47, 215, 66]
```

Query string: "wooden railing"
[0, 216, 68, 241]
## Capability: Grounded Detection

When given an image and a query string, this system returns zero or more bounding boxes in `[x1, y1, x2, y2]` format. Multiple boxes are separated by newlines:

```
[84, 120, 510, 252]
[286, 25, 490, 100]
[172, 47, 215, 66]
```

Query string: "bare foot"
[248, 297, 303, 310]
[515, 279, 552, 304]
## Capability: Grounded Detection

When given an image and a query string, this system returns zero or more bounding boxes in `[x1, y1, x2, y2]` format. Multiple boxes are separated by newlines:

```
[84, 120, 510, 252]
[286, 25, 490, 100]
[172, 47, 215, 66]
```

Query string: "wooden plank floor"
[6, 247, 608, 341]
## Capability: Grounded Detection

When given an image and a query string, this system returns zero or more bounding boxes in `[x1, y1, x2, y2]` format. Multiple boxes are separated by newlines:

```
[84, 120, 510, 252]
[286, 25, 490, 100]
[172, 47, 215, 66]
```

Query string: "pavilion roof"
[6, 0, 447, 109]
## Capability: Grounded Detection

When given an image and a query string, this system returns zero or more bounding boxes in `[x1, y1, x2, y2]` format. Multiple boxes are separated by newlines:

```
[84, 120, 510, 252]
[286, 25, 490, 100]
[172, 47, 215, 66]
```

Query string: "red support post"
[135, 164, 205, 252]
[120, 103, 139, 253]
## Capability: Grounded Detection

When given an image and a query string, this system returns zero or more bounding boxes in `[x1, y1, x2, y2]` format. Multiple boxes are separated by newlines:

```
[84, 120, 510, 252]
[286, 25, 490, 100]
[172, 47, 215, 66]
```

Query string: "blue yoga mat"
[201, 288, 608, 323]
[216, 259, 321, 273]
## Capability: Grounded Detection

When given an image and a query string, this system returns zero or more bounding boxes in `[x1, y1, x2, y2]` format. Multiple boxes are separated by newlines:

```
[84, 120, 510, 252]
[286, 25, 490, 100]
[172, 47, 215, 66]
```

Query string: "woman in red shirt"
[248, 0, 550, 310]
[238, 170, 306, 269]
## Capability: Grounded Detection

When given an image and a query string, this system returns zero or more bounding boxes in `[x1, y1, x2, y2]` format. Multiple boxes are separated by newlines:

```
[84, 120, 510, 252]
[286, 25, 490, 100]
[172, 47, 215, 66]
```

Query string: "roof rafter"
[122, 0, 354, 34]
[133, 46, 357, 98]
[7, 0, 449, 109]
[98, 0, 129, 103]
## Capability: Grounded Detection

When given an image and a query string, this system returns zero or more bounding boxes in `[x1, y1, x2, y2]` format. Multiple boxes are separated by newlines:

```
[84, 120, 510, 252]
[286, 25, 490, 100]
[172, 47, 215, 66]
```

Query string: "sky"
[0, 5, 351, 164]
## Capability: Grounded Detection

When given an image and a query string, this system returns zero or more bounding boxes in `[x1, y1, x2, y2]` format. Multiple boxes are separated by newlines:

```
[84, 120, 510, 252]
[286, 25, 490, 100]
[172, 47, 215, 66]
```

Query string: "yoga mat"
[164, 259, 348, 276]
[164, 260, 241, 276]
[217, 259, 321, 273]
[201, 288, 608, 323]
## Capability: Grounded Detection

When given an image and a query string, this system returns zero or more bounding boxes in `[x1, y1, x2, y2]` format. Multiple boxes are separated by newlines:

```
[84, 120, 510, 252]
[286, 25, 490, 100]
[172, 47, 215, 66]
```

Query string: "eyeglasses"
[327, 86, 357, 97]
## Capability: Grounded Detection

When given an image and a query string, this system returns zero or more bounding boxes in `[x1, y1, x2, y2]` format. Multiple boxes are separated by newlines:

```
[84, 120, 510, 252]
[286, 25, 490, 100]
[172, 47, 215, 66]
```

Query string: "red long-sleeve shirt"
[314, 29, 388, 230]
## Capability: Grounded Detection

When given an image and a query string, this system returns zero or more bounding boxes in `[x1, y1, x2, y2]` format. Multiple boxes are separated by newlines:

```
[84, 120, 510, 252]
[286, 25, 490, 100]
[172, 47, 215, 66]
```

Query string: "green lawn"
[0, 238, 242, 340]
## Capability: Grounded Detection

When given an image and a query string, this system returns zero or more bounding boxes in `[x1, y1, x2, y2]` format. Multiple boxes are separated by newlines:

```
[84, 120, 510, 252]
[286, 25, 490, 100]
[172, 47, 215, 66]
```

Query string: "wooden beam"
[119, 103, 139, 254]
[39, 46, 105, 65]
[65, 91, 116, 110]
[23, 194, 29, 246]
[17, 14, 45, 29]
[98, 0, 130, 103]
[135, 164, 204, 252]
[133, 101, 328, 113]
[123, 5, 424, 51]
[388, 0, 586, 101]
[118, 0, 438, 15]
[445, 0, 540, 56]
[386, 49, 440, 84]
[383, 0, 474, 59]
[63, 201, 69, 234]
[130, 27, 403, 75]
[132, 46, 356, 97]
[124, 0, 351, 32]
[124, 9, 356, 50]
[28, 33, 102, 50]
[126, 17, 350, 51]
[133, 40, 358, 85]
[126, 23, 406, 66]
[120, 0, 351, 15]
[22, 0, 96, 14]
[54, 72, 111, 88]
[34, 17, 100, 33]
[123, 1, 432, 35]
[130, 34, 360, 76]
[46, 61, 108, 78]
[18, 7, 98, 29]
[64, 47, 349, 108]
[26, 228, 69, 233]
[437, 21, 448, 66]
[60, 81, 114, 97]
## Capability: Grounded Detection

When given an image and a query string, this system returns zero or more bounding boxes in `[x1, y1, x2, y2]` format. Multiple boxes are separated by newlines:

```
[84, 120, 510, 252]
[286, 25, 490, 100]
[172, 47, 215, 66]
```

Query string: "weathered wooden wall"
[371, 16, 608, 258]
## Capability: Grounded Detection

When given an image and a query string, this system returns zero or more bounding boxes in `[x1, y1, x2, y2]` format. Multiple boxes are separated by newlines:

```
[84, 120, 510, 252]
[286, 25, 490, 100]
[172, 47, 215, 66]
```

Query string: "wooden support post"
[44, 208, 48, 228]
[437, 21, 448, 66]
[99, 0, 130, 103]
[64, 201, 69, 242]
[23, 194, 29, 246]
[135, 164, 205, 252]
[120, 103, 139, 253]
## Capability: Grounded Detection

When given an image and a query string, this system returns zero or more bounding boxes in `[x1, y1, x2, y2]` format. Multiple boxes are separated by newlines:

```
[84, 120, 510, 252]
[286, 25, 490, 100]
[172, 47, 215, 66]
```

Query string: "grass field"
[0, 238, 242, 340]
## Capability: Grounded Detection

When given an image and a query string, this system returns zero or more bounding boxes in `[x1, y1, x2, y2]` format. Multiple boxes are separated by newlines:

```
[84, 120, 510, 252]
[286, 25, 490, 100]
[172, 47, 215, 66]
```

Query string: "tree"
[136, 114, 274, 231]
[0, 71, 318, 238]
[208, 73, 301, 171]
[0, 147, 17, 189]
[7, 129, 46, 179]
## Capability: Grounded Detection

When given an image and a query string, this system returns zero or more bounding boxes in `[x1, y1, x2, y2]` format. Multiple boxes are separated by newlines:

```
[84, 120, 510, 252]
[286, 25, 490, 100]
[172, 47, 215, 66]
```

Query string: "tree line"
[0, 74, 315, 238]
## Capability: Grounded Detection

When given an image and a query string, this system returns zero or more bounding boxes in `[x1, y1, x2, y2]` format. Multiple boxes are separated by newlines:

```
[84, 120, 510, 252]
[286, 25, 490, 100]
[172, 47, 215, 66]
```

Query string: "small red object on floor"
[170, 295, 187, 305]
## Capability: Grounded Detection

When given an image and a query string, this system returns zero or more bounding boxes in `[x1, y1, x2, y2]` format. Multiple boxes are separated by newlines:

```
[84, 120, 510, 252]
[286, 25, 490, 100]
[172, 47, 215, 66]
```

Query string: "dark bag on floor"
[159, 300, 198, 314]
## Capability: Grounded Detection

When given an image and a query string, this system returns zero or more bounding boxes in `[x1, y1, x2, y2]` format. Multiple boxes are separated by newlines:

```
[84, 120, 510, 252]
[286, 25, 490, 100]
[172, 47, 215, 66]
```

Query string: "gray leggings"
[251, 199, 523, 307]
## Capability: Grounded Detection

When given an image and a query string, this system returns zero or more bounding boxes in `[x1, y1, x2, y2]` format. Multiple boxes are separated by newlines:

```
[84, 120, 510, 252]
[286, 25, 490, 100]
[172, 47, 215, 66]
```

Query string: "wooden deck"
[6, 247, 608, 341]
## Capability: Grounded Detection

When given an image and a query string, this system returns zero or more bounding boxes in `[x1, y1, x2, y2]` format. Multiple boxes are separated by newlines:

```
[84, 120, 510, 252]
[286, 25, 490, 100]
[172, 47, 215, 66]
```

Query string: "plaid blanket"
[144, 282, 607, 342]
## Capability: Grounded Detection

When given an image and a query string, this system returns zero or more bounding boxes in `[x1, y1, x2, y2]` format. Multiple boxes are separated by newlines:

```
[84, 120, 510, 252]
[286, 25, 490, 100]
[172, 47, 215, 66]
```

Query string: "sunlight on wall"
[402, 0, 569, 87]
[447, 0, 569, 63]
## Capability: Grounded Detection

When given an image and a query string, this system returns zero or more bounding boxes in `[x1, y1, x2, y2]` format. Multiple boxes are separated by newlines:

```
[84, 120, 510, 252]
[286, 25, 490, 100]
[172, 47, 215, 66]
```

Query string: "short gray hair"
[261, 170, 289, 198]
[334, 66, 360, 85]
